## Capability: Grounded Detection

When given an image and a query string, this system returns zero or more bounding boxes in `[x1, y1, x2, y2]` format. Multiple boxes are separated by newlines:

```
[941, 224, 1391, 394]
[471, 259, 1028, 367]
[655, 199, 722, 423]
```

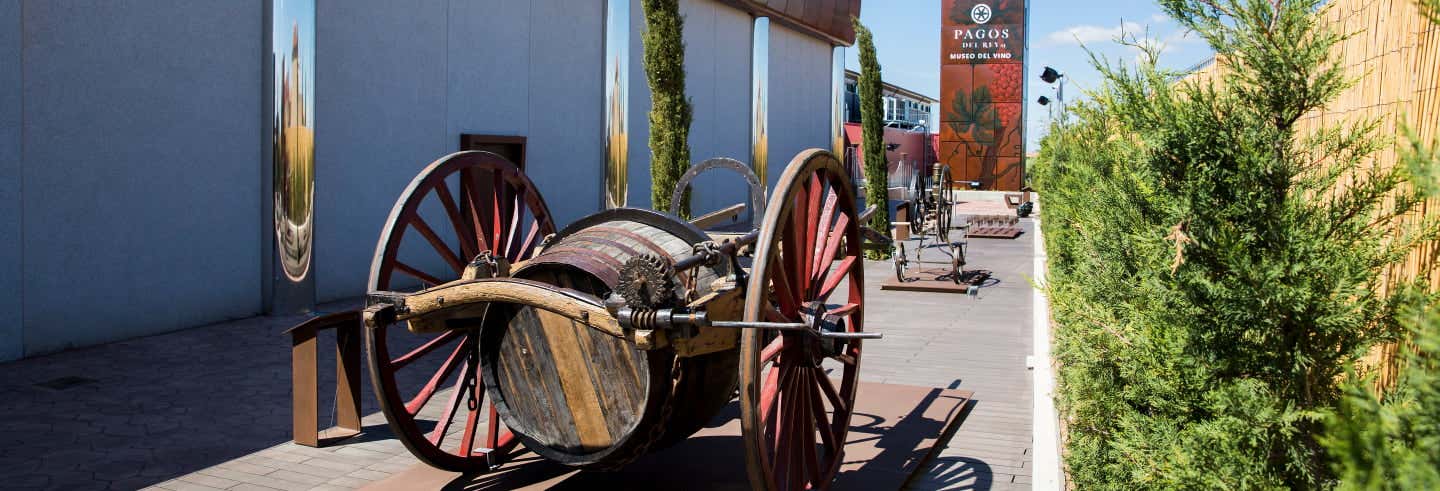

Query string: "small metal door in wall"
[460, 134, 526, 170]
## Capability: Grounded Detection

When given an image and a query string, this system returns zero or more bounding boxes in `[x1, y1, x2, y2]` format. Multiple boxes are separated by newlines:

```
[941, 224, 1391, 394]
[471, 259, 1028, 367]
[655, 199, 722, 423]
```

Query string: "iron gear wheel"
[616, 254, 675, 308]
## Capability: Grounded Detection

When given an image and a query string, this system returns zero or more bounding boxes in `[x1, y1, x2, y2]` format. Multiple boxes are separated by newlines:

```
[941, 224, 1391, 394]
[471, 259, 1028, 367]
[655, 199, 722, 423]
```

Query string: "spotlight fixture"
[1037, 96, 1051, 106]
[1040, 66, 1063, 84]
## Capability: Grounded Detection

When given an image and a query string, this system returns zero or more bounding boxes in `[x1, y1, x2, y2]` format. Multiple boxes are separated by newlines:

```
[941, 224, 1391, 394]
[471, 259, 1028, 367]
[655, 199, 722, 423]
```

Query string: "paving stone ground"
[0, 219, 1036, 491]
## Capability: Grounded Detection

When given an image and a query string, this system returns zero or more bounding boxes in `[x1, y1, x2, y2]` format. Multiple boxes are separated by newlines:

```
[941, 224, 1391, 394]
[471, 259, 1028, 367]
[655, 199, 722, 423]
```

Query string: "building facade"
[841, 71, 937, 187]
[843, 69, 938, 131]
[0, 0, 858, 361]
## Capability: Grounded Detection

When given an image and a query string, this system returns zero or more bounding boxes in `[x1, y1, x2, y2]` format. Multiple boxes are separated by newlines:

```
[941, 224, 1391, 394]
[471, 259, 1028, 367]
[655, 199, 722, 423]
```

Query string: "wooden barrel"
[479, 209, 739, 468]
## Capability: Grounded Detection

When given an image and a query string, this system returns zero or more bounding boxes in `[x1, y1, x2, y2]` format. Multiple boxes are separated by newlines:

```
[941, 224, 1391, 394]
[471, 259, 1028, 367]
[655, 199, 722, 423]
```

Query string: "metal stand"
[287, 310, 363, 447]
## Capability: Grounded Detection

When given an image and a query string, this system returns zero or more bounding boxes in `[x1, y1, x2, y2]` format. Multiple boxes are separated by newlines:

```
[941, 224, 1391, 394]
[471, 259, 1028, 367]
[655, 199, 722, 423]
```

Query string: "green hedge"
[1031, 0, 1440, 488]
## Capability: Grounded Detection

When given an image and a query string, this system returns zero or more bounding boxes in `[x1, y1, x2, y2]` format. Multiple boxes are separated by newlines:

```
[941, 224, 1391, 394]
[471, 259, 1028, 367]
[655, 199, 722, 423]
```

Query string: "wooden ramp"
[881, 267, 992, 295]
[364, 383, 973, 491]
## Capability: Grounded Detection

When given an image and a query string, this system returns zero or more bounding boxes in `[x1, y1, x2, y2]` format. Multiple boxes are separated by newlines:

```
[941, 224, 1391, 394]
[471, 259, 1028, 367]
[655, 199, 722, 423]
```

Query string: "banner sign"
[940, 0, 1027, 190]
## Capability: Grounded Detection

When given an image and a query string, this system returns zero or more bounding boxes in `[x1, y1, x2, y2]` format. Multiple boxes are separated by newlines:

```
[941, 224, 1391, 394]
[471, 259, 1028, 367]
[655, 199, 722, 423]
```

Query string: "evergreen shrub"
[853, 18, 891, 258]
[1031, 0, 1440, 488]
[643, 0, 692, 217]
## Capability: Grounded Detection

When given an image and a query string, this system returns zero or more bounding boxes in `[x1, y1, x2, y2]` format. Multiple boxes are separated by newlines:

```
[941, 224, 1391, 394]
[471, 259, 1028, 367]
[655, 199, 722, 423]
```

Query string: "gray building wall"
[624, 0, 833, 216]
[313, 0, 604, 302]
[313, 0, 449, 301]
[766, 24, 832, 186]
[677, 0, 754, 217]
[504, 0, 605, 228]
[0, 0, 837, 362]
[18, 1, 263, 356]
[1, 0, 20, 361]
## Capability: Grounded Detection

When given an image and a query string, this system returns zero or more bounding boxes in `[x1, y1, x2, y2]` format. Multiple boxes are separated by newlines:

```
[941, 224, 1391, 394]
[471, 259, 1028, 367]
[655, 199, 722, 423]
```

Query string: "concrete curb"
[1030, 215, 1064, 489]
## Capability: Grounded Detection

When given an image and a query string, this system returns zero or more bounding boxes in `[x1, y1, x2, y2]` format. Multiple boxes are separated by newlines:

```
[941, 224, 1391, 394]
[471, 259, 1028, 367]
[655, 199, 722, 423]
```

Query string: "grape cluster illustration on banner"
[941, 0, 1026, 190]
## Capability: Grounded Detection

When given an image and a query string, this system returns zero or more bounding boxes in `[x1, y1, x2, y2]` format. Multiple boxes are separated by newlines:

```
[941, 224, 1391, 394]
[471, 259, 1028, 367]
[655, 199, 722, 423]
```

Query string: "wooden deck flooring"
[865, 219, 1036, 490]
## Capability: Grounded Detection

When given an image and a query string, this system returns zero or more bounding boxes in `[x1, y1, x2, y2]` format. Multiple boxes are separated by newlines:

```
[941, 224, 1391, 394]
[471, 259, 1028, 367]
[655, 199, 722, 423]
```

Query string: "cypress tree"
[853, 18, 890, 258]
[643, 0, 692, 217]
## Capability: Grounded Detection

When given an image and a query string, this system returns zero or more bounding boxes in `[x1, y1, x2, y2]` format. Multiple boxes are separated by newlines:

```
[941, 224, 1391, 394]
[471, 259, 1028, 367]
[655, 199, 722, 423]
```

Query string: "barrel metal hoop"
[522, 249, 627, 286]
[560, 233, 646, 259]
[580, 227, 673, 262]
[553, 208, 709, 246]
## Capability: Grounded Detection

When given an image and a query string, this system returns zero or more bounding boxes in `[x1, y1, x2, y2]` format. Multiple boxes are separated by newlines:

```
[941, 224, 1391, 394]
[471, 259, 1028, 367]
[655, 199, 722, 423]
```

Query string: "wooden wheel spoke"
[811, 214, 851, 290]
[760, 361, 787, 424]
[815, 369, 848, 414]
[465, 168, 494, 253]
[774, 364, 800, 488]
[761, 335, 786, 363]
[458, 170, 479, 254]
[798, 369, 822, 487]
[406, 339, 470, 415]
[767, 255, 801, 315]
[427, 357, 475, 446]
[784, 367, 811, 491]
[788, 185, 812, 285]
[827, 302, 861, 318]
[807, 369, 837, 454]
[830, 352, 858, 366]
[809, 188, 839, 282]
[394, 261, 444, 286]
[432, 180, 475, 260]
[802, 174, 825, 283]
[409, 215, 466, 274]
[765, 392, 780, 462]
[391, 330, 464, 370]
[513, 219, 542, 262]
[490, 170, 506, 250]
[501, 192, 524, 259]
[814, 255, 858, 304]
[763, 304, 793, 324]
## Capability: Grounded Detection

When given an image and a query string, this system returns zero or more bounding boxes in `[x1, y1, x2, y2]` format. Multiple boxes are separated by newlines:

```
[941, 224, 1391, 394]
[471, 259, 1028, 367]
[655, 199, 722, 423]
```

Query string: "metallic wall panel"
[265, 0, 317, 314]
[603, 0, 630, 209]
[1, 0, 19, 361]
[830, 45, 845, 157]
[750, 16, 769, 195]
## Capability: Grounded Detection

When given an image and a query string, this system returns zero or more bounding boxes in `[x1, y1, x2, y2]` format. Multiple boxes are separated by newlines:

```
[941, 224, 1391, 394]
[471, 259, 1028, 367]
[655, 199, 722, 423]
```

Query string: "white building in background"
[843, 69, 939, 132]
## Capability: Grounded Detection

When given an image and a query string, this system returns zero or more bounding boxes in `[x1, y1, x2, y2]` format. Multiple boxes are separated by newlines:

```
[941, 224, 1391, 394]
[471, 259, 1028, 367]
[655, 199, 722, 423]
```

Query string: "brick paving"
[0, 219, 1037, 491]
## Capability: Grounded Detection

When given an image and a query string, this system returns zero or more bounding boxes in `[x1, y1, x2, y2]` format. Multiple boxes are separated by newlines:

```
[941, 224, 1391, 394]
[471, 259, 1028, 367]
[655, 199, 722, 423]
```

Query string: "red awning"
[728, 0, 861, 45]
[843, 123, 863, 147]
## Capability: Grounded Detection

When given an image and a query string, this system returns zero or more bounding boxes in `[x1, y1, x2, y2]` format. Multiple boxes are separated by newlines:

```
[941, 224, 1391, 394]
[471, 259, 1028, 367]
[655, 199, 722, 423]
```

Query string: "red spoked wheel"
[741, 149, 864, 491]
[365, 151, 555, 472]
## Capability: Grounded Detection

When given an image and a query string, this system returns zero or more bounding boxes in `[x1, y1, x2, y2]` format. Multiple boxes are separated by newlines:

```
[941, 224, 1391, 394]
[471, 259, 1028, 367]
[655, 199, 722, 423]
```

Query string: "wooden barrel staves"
[479, 208, 739, 468]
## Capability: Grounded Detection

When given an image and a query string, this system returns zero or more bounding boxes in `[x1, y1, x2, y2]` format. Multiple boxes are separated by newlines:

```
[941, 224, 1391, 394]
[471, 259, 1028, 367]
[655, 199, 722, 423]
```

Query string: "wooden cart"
[360, 148, 885, 490]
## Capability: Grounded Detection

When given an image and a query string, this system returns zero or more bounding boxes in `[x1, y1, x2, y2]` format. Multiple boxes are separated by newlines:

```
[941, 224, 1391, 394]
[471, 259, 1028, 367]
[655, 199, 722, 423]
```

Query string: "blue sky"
[845, 0, 1213, 153]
